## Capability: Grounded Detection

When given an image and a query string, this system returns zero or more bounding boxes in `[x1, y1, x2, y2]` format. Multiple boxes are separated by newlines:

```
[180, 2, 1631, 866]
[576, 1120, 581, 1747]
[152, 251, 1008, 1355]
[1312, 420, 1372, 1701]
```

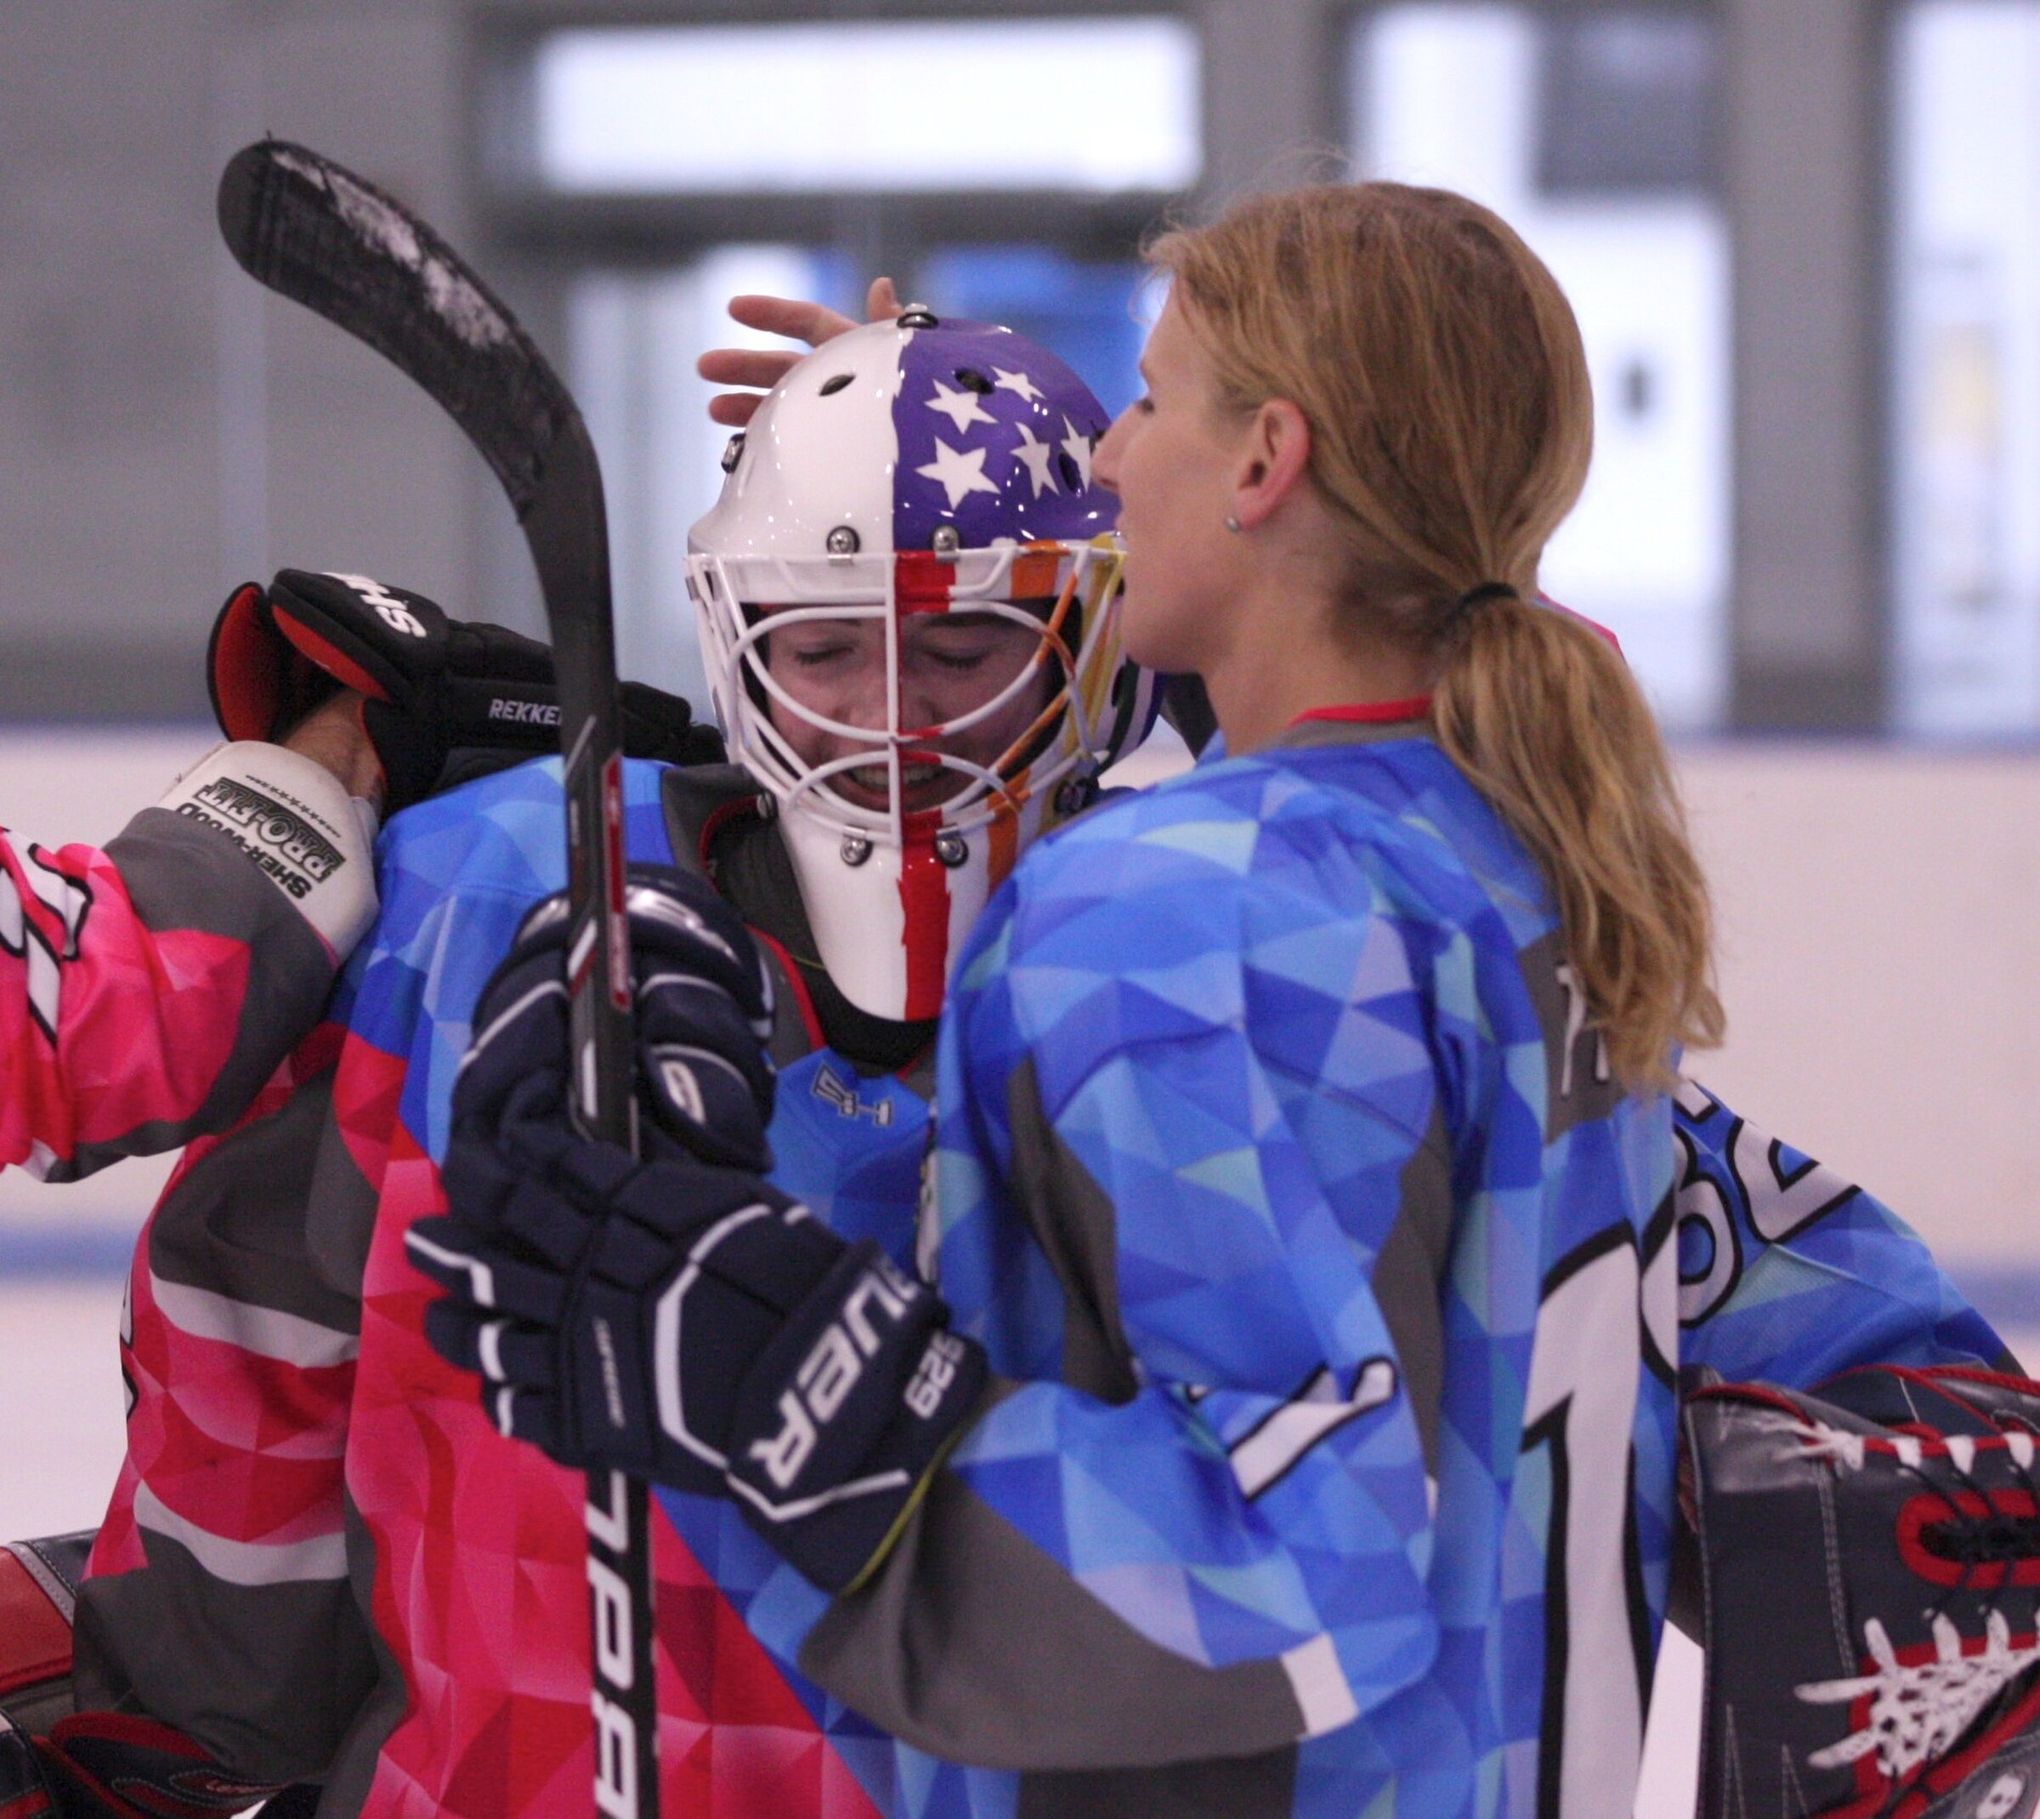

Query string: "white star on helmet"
[916, 439, 1002, 509]
[925, 380, 996, 436]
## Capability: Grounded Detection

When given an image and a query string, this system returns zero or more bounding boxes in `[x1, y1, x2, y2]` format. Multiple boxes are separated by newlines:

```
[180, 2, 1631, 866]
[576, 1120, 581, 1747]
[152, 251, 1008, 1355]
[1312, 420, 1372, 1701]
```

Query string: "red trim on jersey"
[694, 794, 764, 872]
[749, 925, 825, 1053]
[897, 810, 950, 1023]
[1549, 597, 1624, 654]
[1292, 698, 1434, 726]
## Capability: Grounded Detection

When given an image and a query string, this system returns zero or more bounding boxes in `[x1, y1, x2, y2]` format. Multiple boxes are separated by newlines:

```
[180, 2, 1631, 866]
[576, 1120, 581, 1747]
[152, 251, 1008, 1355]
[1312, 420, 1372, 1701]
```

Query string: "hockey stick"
[216, 140, 658, 1819]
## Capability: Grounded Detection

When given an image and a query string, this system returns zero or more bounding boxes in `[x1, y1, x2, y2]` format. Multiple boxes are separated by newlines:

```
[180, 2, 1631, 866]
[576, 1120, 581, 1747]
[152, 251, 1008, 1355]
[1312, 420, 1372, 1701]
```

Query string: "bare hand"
[697, 275, 903, 427]
[282, 689, 384, 809]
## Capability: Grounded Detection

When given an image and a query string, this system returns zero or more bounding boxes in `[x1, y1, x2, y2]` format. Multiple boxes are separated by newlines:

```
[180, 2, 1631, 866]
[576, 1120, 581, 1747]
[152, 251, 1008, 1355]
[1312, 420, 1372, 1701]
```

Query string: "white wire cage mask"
[685, 539, 1144, 1021]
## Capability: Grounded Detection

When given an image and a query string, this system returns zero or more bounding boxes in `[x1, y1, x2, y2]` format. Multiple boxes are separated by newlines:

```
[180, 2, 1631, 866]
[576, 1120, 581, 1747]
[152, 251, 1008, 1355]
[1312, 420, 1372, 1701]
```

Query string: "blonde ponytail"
[1432, 597, 1721, 1089]
[1151, 182, 1722, 1091]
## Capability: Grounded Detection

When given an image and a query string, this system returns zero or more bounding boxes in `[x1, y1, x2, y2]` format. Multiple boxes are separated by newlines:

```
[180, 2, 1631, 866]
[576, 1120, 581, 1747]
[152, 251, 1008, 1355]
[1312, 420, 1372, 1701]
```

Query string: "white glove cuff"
[158, 741, 380, 957]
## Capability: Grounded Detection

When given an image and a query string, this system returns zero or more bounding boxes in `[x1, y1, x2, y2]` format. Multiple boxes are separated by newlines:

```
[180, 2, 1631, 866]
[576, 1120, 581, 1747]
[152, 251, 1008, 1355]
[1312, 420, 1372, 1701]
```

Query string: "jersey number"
[1521, 1221, 1675, 1819]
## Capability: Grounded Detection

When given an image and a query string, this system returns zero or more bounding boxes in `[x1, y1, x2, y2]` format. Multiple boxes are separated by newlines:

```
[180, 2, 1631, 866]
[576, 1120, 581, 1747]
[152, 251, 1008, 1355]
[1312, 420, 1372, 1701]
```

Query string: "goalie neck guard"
[686, 311, 1157, 1023]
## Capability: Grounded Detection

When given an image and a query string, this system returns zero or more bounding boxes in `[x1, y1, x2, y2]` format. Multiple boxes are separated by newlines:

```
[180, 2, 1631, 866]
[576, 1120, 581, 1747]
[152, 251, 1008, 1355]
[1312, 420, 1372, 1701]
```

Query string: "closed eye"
[786, 642, 855, 668]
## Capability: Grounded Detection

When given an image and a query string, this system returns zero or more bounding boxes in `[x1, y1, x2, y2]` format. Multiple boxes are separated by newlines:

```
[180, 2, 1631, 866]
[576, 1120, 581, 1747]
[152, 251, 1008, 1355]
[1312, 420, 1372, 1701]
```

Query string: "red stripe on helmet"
[894, 552, 954, 616]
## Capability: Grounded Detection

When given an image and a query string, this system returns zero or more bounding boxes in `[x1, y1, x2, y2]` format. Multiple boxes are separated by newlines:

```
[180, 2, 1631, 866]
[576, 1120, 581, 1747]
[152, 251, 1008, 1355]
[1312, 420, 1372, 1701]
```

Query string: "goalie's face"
[757, 604, 1058, 815]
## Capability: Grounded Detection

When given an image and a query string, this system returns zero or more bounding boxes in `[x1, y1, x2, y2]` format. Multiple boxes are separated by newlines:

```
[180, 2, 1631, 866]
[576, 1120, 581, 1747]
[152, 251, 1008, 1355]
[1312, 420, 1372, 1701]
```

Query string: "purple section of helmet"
[890, 319, 1116, 556]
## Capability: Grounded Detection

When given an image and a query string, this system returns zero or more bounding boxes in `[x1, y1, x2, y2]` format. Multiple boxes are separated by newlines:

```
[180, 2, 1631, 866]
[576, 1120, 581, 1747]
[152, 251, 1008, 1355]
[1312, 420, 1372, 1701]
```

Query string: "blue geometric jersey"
[733, 716, 2006, 1819]
[343, 743, 2001, 1819]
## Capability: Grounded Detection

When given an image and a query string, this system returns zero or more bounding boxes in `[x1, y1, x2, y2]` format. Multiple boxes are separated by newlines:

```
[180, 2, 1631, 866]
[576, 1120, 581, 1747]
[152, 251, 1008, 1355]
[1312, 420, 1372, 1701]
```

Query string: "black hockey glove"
[209, 569, 721, 814]
[1686, 1363, 2040, 1819]
[406, 866, 985, 1593]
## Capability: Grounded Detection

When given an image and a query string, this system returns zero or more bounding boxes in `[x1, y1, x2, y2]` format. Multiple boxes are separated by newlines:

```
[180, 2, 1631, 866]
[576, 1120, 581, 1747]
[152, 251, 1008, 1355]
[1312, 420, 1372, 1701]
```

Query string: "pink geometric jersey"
[0, 829, 254, 1174]
[81, 759, 886, 1817]
[348, 1118, 882, 1818]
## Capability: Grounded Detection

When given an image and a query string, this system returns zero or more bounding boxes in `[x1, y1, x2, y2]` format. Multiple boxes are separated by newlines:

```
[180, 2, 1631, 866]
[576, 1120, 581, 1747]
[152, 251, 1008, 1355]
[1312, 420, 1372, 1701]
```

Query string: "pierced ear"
[1231, 399, 1313, 532]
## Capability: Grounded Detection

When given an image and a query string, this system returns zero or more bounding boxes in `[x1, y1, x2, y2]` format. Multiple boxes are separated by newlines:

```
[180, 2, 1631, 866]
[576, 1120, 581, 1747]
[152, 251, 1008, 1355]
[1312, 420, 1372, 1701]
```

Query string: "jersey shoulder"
[372, 756, 677, 927]
[996, 736, 1528, 977]
[954, 738, 1533, 1116]
[339, 756, 679, 1044]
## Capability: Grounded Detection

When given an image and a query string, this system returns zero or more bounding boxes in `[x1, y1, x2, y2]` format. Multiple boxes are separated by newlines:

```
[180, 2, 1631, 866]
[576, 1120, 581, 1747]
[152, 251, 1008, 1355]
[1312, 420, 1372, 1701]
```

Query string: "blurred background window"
[1891, 0, 2040, 736]
[531, 20, 1200, 196]
[1348, 2, 1732, 732]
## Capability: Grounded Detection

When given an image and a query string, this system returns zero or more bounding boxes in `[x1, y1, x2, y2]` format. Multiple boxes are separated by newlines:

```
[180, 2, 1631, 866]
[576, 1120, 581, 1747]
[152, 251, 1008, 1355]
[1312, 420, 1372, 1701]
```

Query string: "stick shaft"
[217, 139, 661, 1819]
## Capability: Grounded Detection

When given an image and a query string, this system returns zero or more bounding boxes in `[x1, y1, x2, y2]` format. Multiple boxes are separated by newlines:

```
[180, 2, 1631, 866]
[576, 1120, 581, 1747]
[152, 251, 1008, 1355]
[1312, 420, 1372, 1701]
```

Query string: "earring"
[1223, 515, 1242, 533]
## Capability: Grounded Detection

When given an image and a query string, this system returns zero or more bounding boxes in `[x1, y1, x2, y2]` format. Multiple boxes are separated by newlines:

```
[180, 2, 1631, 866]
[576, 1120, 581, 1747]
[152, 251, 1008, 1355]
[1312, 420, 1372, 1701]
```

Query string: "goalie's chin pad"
[1686, 1368, 2040, 1819]
[206, 581, 288, 742]
[157, 743, 379, 957]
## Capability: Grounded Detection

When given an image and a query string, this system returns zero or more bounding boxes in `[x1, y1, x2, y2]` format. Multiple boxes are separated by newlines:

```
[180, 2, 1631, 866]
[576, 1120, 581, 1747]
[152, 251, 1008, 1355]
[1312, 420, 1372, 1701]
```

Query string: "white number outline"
[1520, 1205, 1677, 1819]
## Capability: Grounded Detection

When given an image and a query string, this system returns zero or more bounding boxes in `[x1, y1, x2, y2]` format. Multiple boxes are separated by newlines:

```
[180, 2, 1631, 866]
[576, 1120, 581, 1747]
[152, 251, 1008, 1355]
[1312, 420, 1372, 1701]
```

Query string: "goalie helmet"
[1685, 1365, 2040, 1819]
[686, 310, 1158, 1021]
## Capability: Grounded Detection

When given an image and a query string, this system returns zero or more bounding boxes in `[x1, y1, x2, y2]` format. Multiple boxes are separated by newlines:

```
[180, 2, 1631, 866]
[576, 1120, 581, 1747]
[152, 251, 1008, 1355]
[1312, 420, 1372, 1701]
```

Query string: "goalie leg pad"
[1687, 1366, 2040, 1819]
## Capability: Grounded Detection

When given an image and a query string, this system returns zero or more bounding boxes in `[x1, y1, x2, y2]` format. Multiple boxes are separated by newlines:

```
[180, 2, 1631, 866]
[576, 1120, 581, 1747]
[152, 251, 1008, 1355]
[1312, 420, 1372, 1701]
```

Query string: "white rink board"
[5, 726, 2040, 1276]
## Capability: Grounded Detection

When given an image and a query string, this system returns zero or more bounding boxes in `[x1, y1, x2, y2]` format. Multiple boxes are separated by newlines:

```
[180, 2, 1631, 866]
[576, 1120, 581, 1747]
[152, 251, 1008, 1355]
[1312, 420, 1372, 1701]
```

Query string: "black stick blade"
[217, 139, 566, 523]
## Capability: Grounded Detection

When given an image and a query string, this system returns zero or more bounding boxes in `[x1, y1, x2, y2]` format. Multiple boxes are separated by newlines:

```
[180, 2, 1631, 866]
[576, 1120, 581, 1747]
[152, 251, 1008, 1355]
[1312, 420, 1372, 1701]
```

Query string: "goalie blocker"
[1686, 1363, 2040, 1819]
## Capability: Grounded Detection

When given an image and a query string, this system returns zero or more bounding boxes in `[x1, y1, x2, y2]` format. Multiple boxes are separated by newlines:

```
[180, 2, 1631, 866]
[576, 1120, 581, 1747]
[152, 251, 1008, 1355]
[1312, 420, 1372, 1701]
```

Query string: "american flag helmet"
[686, 310, 1158, 1023]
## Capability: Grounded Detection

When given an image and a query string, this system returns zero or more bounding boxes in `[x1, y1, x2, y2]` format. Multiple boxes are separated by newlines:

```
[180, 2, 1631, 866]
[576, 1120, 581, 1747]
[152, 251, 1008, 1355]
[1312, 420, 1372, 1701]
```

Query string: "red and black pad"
[0, 1711, 55, 1819]
[0, 1534, 89, 1741]
[33, 1714, 300, 1819]
[1686, 1366, 2040, 1819]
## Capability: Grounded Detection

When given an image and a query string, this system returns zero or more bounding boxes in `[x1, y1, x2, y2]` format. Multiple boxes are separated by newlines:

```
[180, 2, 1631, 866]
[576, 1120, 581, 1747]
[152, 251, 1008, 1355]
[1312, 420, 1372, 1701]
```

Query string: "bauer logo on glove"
[408, 865, 987, 1596]
[747, 1249, 933, 1489]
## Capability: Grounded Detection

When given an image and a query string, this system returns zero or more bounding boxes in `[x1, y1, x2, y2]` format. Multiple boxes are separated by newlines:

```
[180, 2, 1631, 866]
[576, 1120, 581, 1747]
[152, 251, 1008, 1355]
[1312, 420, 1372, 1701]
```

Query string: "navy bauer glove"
[406, 864, 986, 1593]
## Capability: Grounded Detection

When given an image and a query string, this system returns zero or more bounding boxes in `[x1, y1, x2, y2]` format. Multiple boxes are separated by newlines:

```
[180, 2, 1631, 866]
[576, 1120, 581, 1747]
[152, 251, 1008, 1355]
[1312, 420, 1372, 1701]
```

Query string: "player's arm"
[0, 713, 378, 1180]
[409, 869, 1443, 1773]
[4, 569, 713, 1183]
[65, 793, 469, 1787]
[1670, 1076, 2011, 1380]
